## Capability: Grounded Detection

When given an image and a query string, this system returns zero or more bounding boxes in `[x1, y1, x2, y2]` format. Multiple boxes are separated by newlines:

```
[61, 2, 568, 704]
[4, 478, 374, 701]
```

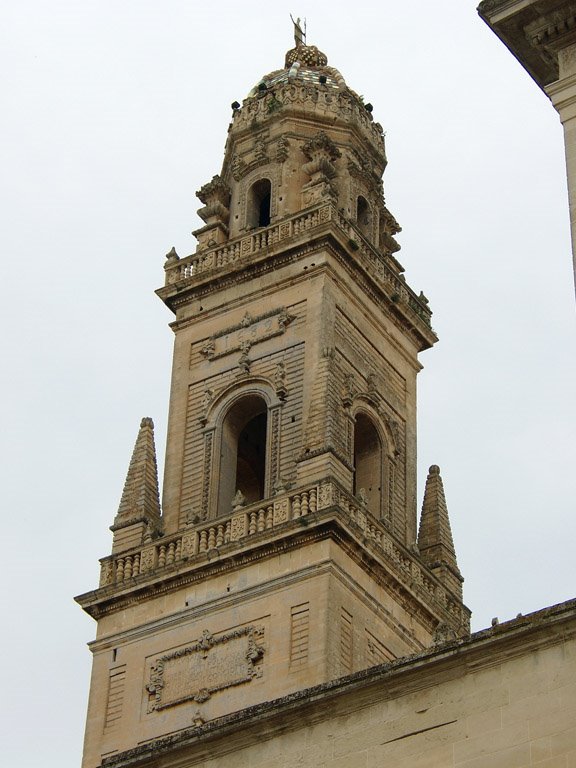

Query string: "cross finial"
[290, 14, 306, 46]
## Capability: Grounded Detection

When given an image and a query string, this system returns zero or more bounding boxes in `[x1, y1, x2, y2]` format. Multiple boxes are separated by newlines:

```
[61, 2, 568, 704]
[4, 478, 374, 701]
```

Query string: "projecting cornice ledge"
[477, 0, 576, 91]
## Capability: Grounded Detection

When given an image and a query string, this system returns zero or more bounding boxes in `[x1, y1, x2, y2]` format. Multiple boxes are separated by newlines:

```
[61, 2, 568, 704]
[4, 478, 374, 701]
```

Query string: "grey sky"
[1, 2, 575, 766]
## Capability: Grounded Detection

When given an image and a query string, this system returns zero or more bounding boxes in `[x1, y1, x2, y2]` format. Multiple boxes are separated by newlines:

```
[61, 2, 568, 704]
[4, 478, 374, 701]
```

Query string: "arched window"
[247, 179, 271, 228]
[353, 412, 382, 518]
[356, 195, 371, 239]
[218, 394, 268, 514]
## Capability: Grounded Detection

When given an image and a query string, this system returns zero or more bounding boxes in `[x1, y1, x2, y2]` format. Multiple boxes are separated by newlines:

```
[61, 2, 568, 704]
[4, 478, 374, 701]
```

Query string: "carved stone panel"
[147, 626, 264, 712]
[197, 307, 294, 364]
[230, 513, 247, 541]
[273, 497, 290, 525]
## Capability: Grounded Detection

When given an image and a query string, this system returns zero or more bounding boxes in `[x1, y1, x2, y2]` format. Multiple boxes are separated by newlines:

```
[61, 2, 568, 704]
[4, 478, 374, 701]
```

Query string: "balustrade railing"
[163, 203, 432, 329]
[100, 485, 317, 588]
[98, 480, 462, 625]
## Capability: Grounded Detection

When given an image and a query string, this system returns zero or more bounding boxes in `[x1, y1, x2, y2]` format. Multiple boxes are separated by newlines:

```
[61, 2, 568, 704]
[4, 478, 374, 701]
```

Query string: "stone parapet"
[158, 202, 434, 343]
[77, 479, 469, 634]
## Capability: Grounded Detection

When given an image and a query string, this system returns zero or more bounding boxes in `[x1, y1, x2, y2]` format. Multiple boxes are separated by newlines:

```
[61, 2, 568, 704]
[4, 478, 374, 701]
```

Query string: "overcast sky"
[2, 2, 575, 766]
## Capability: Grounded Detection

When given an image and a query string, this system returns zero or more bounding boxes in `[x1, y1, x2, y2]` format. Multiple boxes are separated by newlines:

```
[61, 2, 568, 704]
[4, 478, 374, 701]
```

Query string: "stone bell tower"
[76, 30, 469, 768]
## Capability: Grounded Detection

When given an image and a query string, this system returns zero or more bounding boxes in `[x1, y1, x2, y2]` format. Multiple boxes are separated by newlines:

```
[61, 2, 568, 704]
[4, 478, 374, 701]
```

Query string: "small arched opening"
[218, 394, 268, 514]
[247, 179, 272, 228]
[353, 412, 382, 518]
[356, 195, 371, 239]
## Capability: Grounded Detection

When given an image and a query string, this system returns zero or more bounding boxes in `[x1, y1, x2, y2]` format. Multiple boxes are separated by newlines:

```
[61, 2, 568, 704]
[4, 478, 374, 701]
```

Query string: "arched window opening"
[353, 413, 382, 518]
[218, 395, 268, 514]
[247, 179, 272, 228]
[356, 195, 371, 239]
[236, 412, 267, 503]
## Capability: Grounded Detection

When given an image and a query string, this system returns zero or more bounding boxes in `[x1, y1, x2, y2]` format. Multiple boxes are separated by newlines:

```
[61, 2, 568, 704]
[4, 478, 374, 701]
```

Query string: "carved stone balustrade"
[97, 479, 469, 633]
[160, 203, 433, 335]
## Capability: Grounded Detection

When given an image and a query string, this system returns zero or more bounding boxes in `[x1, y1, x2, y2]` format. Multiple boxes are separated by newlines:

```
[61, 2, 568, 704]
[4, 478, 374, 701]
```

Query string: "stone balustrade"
[163, 204, 432, 328]
[98, 480, 464, 628]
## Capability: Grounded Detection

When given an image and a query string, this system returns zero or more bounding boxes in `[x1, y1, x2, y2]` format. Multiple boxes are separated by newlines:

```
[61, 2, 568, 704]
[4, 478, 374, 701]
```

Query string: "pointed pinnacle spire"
[114, 417, 161, 532]
[418, 465, 463, 600]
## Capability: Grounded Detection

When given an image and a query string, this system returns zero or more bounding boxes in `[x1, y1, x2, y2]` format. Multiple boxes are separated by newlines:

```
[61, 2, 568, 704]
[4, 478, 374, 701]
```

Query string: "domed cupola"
[192, 24, 402, 261]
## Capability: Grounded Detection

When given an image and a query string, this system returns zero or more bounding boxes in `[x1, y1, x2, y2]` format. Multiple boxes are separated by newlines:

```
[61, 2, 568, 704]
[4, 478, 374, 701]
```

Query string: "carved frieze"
[146, 626, 264, 711]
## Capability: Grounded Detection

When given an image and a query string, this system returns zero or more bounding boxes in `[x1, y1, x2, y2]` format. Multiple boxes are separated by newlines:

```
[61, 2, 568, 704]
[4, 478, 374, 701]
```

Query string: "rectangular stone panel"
[147, 626, 264, 711]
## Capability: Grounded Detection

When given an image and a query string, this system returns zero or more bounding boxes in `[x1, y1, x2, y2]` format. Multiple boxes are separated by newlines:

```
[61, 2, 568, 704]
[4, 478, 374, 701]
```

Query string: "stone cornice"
[100, 597, 576, 768]
[477, 0, 576, 90]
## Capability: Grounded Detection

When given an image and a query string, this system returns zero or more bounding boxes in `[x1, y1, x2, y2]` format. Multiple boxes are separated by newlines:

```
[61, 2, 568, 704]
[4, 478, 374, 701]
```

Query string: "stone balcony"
[156, 203, 435, 347]
[76, 479, 470, 635]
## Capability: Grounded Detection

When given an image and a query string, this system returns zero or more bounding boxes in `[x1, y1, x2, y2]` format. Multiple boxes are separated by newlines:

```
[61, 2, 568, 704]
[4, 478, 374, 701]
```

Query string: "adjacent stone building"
[478, 0, 576, 293]
[76, 29, 576, 768]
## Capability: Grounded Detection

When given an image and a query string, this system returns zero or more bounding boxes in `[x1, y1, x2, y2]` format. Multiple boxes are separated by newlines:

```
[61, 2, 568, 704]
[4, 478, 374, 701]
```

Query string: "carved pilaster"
[201, 430, 215, 520]
[301, 131, 341, 206]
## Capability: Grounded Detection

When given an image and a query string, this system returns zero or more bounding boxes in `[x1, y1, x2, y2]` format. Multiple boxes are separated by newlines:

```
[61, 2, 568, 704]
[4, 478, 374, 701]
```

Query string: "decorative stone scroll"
[146, 626, 264, 712]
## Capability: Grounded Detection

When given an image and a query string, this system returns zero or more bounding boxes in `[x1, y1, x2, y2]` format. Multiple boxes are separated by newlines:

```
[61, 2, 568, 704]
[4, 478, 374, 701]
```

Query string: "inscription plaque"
[147, 626, 264, 711]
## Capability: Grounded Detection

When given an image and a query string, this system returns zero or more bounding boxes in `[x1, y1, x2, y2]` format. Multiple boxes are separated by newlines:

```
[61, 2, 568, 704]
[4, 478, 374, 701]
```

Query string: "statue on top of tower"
[290, 14, 306, 46]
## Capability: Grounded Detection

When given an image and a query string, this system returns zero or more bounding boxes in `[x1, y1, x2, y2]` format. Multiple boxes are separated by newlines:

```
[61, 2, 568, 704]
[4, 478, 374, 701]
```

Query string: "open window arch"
[247, 177, 272, 228]
[352, 406, 395, 520]
[204, 381, 279, 518]
[356, 195, 372, 239]
[219, 393, 268, 513]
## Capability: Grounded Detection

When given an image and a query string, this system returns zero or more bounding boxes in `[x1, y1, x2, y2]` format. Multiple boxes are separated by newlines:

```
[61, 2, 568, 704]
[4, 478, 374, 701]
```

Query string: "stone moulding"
[146, 626, 264, 712]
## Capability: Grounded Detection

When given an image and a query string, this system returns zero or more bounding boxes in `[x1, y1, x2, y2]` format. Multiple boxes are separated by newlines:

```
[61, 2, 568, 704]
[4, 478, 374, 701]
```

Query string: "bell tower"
[77, 31, 469, 768]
